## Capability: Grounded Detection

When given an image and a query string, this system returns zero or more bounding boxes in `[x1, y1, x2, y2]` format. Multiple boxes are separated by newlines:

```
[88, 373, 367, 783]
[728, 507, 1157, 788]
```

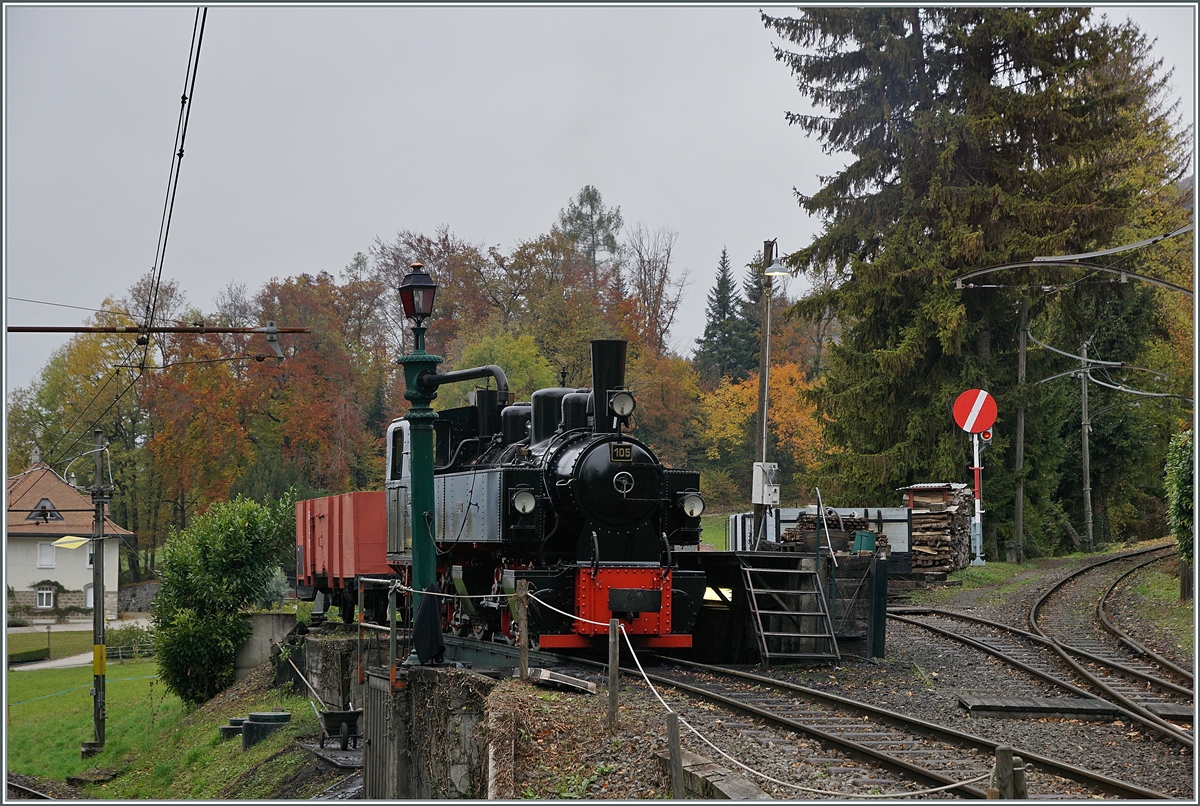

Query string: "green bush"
[1165, 430, 1193, 564]
[107, 622, 155, 650]
[154, 490, 296, 705]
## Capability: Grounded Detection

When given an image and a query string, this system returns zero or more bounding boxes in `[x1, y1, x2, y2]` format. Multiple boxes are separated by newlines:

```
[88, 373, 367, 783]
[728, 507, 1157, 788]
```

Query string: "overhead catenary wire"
[18, 7, 209, 491]
[143, 6, 208, 373]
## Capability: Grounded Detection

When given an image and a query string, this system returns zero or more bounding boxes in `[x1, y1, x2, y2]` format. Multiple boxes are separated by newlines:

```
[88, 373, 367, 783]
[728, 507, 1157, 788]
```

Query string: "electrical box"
[752, 462, 780, 505]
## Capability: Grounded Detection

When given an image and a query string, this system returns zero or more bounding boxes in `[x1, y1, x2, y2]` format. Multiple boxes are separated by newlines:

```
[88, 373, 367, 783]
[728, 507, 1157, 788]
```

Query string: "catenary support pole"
[1081, 341, 1093, 551]
[83, 430, 107, 758]
[1013, 297, 1028, 563]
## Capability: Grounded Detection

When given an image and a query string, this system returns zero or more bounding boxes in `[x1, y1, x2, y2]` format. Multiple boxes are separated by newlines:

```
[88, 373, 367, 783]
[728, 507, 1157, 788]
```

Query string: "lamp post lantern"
[397, 262, 442, 610]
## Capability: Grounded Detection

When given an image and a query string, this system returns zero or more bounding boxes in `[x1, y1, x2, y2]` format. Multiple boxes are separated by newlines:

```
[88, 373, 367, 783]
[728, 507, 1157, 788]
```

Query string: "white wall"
[7, 536, 119, 594]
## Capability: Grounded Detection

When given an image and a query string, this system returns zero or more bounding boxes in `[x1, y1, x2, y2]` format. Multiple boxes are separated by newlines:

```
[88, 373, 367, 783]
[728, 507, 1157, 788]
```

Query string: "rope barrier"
[522, 589, 992, 798]
[382, 583, 991, 797]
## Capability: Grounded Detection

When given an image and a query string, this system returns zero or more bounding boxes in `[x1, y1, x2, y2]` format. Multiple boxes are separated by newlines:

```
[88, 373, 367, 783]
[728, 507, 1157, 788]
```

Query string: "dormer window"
[26, 499, 64, 523]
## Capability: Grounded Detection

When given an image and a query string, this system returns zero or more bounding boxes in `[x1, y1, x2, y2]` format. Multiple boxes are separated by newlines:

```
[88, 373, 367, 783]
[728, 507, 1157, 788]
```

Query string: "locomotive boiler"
[297, 339, 707, 651]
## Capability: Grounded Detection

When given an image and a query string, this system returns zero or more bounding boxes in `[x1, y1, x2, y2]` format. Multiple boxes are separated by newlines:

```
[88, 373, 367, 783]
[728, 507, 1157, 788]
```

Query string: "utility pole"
[1081, 342, 1093, 552]
[82, 430, 108, 758]
[1012, 298, 1028, 563]
[752, 240, 774, 545]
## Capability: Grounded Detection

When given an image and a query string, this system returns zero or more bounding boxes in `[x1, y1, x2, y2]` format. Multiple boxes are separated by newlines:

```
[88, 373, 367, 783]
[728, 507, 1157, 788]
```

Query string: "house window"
[85, 584, 94, 609]
[37, 543, 56, 568]
[36, 586, 55, 609]
[26, 498, 64, 522]
[87, 542, 95, 568]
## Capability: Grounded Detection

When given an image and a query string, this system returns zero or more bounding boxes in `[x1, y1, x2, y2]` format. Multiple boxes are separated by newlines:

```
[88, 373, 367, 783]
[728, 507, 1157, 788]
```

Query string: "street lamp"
[753, 241, 791, 546]
[396, 262, 442, 621]
[398, 262, 437, 324]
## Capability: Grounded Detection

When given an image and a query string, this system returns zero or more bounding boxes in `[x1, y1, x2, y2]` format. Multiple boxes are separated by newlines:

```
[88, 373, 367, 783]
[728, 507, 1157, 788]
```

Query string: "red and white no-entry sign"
[953, 389, 997, 433]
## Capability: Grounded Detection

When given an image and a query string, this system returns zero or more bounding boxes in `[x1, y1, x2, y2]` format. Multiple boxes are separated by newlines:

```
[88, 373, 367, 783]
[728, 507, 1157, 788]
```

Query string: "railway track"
[566, 655, 1169, 798]
[6, 778, 52, 800]
[1098, 553, 1194, 685]
[891, 545, 1192, 749]
[1030, 544, 1193, 746]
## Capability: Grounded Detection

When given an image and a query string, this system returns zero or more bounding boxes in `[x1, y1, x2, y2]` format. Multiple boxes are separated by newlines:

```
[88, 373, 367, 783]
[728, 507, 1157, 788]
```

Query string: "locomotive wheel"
[471, 620, 493, 642]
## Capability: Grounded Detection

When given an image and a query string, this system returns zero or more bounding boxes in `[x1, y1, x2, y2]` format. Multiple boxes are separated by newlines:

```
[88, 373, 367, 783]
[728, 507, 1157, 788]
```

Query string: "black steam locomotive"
[378, 339, 707, 650]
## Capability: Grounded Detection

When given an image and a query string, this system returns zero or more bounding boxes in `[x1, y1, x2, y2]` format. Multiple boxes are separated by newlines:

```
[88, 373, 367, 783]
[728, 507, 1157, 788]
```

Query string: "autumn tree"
[623, 224, 689, 357]
[763, 7, 1190, 554]
[625, 350, 702, 467]
[693, 362, 825, 506]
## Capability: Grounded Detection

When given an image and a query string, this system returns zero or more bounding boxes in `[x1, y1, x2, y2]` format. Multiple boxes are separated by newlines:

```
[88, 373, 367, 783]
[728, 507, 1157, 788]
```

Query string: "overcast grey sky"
[4, 4, 1195, 399]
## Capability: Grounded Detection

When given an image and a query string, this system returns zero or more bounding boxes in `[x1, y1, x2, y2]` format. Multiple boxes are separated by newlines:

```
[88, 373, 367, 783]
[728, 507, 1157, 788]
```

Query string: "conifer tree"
[763, 8, 1190, 553]
[556, 185, 624, 294]
[693, 247, 756, 385]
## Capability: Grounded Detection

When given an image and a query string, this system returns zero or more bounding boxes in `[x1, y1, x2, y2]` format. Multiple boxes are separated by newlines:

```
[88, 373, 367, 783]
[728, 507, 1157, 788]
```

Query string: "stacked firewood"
[909, 487, 973, 573]
[782, 512, 871, 540]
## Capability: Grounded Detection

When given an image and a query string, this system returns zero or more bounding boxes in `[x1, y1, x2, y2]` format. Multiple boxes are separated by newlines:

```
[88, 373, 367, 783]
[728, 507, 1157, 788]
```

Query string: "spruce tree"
[763, 8, 1190, 553]
[693, 247, 756, 384]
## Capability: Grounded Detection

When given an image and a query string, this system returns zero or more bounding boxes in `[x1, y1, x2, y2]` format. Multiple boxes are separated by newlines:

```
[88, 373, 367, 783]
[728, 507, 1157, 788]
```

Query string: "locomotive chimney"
[590, 339, 627, 433]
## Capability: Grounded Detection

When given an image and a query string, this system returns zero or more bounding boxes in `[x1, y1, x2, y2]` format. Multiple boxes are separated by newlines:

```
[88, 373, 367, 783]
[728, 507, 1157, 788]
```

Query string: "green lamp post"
[397, 262, 441, 608]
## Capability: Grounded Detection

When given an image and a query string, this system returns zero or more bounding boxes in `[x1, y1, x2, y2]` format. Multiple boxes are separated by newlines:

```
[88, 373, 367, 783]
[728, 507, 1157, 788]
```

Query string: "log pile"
[781, 513, 871, 540]
[909, 487, 973, 574]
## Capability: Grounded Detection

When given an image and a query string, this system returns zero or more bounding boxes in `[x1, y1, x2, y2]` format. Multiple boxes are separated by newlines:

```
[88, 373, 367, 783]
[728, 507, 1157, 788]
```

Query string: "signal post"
[953, 389, 997, 566]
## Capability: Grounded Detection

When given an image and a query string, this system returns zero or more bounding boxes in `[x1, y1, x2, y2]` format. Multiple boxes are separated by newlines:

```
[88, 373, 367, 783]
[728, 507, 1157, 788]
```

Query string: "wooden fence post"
[607, 619, 619, 731]
[994, 744, 1014, 799]
[668, 711, 685, 799]
[1012, 755, 1028, 800]
[517, 580, 529, 681]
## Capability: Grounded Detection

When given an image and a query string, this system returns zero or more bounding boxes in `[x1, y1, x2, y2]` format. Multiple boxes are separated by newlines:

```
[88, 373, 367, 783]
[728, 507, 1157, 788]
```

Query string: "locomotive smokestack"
[590, 339, 627, 433]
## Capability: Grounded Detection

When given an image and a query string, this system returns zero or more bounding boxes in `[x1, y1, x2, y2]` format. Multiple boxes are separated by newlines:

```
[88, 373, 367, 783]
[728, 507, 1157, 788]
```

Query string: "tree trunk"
[1181, 558, 1193, 601]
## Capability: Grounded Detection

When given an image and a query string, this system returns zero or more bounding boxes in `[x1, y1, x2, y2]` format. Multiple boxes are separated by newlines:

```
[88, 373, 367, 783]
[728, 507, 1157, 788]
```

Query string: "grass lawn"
[6, 630, 94, 660]
[700, 513, 728, 550]
[7, 658, 184, 781]
[6, 658, 324, 798]
[1131, 563, 1194, 655]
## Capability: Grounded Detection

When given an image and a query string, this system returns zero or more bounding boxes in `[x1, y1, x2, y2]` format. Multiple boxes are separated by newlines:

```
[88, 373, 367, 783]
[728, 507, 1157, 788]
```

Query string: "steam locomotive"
[296, 339, 707, 651]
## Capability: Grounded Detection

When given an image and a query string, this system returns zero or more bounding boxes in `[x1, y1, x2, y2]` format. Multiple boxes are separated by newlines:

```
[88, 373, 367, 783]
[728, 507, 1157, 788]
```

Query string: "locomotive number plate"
[610, 443, 634, 462]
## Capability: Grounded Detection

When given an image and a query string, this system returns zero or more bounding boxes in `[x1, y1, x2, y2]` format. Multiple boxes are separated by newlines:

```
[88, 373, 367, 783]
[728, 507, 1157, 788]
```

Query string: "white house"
[5, 460, 126, 621]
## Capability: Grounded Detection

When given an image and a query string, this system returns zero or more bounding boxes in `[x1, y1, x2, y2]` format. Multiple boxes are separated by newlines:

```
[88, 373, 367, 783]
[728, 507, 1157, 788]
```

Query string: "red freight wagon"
[296, 492, 389, 620]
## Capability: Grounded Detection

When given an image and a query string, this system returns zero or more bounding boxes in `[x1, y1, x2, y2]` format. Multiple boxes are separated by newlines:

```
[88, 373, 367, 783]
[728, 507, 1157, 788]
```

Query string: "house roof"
[6, 462, 133, 539]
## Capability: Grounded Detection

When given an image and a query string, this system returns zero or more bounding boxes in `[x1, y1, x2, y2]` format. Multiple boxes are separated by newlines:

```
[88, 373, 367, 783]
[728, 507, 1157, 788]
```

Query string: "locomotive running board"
[740, 558, 840, 669]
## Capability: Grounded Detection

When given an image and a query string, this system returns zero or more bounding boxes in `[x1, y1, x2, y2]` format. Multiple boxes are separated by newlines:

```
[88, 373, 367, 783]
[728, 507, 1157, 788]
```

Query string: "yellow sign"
[93, 644, 106, 675]
[52, 535, 90, 550]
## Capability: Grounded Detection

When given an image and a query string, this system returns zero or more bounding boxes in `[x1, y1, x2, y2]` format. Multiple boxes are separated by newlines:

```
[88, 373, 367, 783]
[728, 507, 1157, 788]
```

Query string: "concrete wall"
[363, 667, 496, 799]
[234, 612, 297, 681]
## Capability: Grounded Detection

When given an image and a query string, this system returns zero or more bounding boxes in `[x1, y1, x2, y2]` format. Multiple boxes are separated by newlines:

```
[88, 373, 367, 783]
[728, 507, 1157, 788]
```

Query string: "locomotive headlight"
[610, 390, 636, 418]
[680, 493, 705, 518]
[511, 489, 537, 515]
